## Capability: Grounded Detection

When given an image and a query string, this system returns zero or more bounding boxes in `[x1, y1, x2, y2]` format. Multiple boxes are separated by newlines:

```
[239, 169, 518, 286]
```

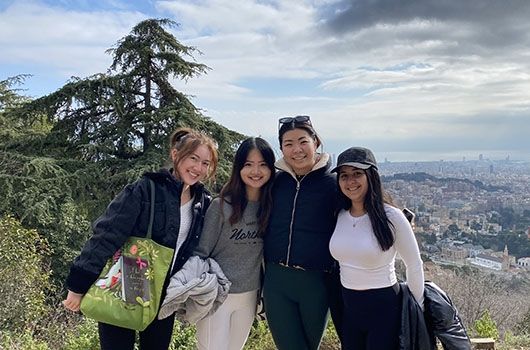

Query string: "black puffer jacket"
[66, 169, 211, 294]
[264, 154, 338, 272]
[424, 281, 471, 350]
[399, 281, 472, 350]
[399, 283, 435, 350]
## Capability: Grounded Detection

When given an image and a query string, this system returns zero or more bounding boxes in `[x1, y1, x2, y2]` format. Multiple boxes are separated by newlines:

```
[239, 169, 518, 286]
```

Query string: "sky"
[1, 0, 530, 162]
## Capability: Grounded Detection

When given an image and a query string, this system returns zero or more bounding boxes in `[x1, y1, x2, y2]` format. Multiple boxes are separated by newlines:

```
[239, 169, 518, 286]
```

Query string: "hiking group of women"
[63, 115, 424, 350]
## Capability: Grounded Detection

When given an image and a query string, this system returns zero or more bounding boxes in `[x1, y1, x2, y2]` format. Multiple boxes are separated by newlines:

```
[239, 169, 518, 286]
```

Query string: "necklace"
[349, 210, 366, 228]
[351, 215, 365, 228]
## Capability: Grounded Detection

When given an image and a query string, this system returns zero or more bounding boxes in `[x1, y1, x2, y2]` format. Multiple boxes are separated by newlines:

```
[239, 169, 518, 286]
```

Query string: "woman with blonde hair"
[63, 127, 218, 350]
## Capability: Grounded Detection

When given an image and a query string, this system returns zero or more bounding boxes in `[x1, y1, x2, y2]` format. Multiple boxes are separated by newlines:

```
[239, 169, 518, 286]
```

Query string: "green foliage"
[169, 322, 197, 350]
[474, 231, 530, 259]
[498, 331, 530, 350]
[320, 321, 342, 350]
[0, 75, 51, 145]
[0, 329, 50, 350]
[515, 307, 530, 334]
[17, 18, 242, 164]
[0, 75, 31, 111]
[474, 310, 500, 340]
[63, 319, 100, 350]
[419, 231, 438, 245]
[0, 152, 92, 283]
[0, 18, 244, 286]
[244, 320, 276, 350]
[0, 216, 52, 332]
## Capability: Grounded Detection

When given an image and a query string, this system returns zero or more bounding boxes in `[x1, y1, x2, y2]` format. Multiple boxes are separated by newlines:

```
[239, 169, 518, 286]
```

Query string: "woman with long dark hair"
[329, 146, 424, 350]
[193, 137, 275, 350]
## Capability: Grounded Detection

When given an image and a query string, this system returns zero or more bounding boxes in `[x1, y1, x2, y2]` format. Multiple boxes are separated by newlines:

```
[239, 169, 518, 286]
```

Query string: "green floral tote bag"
[80, 180, 174, 331]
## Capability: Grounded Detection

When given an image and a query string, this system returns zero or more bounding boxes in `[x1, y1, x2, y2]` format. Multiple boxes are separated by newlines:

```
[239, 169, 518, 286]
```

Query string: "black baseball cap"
[331, 147, 378, 173]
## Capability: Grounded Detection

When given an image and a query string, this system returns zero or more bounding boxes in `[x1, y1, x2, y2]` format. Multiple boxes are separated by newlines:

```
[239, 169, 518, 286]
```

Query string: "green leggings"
[263, 263, 330, 350]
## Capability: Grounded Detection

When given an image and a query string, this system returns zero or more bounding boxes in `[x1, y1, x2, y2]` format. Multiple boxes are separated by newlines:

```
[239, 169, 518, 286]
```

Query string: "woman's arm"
[65, 180, 145, 295]
[392, 208, 425, 309]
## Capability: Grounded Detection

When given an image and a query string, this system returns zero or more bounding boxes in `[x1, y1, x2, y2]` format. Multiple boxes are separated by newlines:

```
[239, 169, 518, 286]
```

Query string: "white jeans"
[196, 290, 257, 350]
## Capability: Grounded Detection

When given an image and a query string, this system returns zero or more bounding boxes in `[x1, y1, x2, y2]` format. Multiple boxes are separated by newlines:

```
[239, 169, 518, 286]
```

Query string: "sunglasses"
[278, 115, 312, 129]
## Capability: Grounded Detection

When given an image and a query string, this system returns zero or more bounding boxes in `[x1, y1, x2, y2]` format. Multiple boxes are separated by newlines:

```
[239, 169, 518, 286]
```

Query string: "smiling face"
[338, 166, 369, 207]
[240, 148, 272, 197]
[280, 128, 318, 176]
[172, 144, 212, 186]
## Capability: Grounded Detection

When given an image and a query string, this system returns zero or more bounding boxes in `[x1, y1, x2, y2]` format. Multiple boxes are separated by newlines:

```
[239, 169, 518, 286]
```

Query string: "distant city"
[378, 157, 530, 275]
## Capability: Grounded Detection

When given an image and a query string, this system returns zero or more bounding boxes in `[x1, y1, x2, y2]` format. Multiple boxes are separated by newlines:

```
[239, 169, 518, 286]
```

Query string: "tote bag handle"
[146, 179, 155, 239]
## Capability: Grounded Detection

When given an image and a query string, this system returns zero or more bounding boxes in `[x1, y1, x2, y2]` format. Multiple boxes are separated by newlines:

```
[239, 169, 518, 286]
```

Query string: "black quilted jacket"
[66, 168, 211, 294]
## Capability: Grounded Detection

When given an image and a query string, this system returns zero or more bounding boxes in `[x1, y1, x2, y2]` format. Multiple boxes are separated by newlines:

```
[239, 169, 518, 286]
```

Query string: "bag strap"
[146, 179, 156, 239]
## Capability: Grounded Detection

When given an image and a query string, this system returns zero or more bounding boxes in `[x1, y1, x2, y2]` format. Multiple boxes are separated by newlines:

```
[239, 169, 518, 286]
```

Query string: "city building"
[517, 257, 530, 269]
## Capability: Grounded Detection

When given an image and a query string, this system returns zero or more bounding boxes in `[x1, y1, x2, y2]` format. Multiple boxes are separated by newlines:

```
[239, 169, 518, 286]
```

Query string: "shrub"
[169, 321, 197, 350]
[497, 331, 530, 350]
[0, 215, 52, 332]
[244, 320, 276, 350]
[515, 307, 530, 335]
[62, 318, 99, 350]
[474, 310, 499, 340]
[0, 329, 49, 350]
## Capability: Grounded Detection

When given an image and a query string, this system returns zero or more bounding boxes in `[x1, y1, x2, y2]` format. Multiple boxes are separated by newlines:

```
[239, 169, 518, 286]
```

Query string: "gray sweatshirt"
[193, 197, 263, 293]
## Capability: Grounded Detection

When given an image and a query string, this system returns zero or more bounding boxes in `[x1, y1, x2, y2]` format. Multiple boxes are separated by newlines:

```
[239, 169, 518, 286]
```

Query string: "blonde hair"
[169, 127, 218, 180]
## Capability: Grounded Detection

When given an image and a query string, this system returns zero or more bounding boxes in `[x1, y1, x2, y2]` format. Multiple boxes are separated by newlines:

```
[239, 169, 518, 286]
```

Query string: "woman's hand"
[63, 290, 84, 312]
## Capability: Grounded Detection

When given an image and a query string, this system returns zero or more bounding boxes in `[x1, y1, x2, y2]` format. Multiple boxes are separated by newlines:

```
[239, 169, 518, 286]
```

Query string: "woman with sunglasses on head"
[329, 147, 424, 350]
[193, 137, 275, 350]
[264, 116, 342, 350]
[63, 127, 218, 350]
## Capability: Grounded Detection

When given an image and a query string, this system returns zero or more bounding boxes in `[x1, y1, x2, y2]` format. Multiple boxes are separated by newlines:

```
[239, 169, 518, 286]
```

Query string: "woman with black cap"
[329, 146, 424, 350]
[263, 115, 342, 350]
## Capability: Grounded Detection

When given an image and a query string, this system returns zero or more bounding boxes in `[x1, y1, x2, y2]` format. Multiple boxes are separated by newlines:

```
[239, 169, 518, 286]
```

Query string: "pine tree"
[0, 18, 244, 284]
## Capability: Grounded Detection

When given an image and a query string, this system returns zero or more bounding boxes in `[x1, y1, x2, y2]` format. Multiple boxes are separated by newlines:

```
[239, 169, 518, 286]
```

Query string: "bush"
[0, 215, 52, 332]
[0, 329, 49, 350]
[497, 331, 530, 350]
[169, 321, 197, 350]
[62, 318, 99, 350]
[244, 320, 276, 350]
[474, 310, 499, 340]
[516, 307, 530, 335]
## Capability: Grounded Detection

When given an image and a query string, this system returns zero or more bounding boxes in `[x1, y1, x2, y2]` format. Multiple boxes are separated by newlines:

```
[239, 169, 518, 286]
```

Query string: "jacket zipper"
[285, 176, 304, 266]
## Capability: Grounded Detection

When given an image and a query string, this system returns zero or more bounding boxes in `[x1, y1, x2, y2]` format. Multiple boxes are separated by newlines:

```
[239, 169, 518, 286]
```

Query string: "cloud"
[175, 0, 530, 160]
[0, 0, 145, 77]
[324, 0, 530, 40]
[1, 0, 529, 160]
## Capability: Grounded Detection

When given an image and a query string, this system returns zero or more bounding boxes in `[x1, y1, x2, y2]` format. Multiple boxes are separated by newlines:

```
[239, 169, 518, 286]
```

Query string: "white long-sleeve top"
[329, 204, 424, 308]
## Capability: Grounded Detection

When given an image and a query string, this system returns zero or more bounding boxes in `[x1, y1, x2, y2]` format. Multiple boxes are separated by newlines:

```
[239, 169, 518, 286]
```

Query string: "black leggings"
[98, 314, 175, 350]
[341, 285, 401, 350]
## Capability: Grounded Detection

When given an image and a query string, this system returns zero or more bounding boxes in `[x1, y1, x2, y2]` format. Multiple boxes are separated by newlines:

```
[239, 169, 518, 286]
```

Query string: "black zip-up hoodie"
[66, 168, 211, 294]
[264, 154, 338, 272]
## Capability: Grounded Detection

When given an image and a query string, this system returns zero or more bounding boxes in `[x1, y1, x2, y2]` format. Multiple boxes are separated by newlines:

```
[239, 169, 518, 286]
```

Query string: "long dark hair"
[338, 167, 395, 251]
[220, 137, 275, 235]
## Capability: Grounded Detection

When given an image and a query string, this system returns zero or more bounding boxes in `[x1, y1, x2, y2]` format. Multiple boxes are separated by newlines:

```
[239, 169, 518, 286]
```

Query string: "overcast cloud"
[1, 0, 529, 161]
